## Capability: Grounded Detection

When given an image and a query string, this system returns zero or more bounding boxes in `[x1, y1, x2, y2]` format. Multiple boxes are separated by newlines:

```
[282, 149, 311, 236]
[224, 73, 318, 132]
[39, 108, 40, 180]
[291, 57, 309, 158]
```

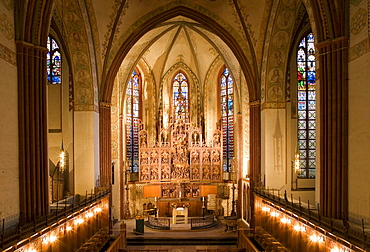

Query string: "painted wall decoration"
[0, 42, 16, 66]
[0, 13, 14, 40]
[54, 0, 96, 111]
[351, 8, 367, 35]
[262, 0, 298, 108]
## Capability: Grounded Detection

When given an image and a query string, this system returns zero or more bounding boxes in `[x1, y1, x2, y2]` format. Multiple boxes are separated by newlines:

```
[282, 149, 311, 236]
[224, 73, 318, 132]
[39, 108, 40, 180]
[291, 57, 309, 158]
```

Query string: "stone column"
[317, 36, 349, 219]
[249, 100, 261, 227]
[99, 102, 112, 188]
[250, 100, 261, 184]
[236, 112, 243, 217]
[119, 115, 125, 219]
[16, 41, 49, 222]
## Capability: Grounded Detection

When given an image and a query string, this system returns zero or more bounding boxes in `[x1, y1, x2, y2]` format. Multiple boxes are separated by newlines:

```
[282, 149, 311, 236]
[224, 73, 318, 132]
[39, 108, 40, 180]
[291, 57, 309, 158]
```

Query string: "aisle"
[115, 217, 239, 252]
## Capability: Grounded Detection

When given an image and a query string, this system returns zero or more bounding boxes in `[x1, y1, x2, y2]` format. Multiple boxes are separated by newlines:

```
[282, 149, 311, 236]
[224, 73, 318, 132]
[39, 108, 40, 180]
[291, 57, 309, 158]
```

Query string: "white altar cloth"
[172, 207, 188, 224]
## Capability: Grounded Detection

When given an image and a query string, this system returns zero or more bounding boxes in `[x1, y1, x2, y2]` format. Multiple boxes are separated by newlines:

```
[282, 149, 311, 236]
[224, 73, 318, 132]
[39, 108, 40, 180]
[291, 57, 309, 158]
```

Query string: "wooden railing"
[254, 187, 370, 251]
[1, 189, 110, 250]
[190, 215, 215, 228]
[106, 233, 126, 252]
[148, 216, 171, 228]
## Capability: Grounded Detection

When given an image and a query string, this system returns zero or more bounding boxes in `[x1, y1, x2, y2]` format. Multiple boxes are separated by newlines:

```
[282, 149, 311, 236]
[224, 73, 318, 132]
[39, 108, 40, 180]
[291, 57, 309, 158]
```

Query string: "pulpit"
[172, 207, 188, 224]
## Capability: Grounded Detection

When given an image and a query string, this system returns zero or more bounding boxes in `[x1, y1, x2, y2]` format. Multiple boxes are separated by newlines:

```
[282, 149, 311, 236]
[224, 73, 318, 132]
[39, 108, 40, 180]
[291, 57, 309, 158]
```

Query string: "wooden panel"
[200, 185, 217, 197]
[143, 185, 161, 197]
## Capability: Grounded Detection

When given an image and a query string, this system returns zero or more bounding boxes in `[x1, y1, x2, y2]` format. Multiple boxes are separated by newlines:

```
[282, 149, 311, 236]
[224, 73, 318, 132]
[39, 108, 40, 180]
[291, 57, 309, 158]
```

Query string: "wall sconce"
[74, 218, 84, 225]
[59, 143, 66, 172]
[262, 206, 270, 212]
[270, 211, 279, 217]
[280, 217, 291, 224]
[294, 151, 300, 172]
[310, 234, 324, 243]
[294, 224, 306, 232]
[49, 234, 57, 243]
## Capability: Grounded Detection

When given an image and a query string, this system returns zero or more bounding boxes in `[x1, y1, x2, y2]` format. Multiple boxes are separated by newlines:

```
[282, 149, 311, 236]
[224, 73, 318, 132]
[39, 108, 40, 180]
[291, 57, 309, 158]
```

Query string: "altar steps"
[126, 237, 238, 246]
[171, 223, 191, 230]
[174, 216, 186, 224]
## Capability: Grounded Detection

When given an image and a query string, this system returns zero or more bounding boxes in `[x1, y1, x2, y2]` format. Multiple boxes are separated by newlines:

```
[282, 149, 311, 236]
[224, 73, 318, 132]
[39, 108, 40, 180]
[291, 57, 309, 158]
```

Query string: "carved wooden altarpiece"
[139, 119, 222, 183]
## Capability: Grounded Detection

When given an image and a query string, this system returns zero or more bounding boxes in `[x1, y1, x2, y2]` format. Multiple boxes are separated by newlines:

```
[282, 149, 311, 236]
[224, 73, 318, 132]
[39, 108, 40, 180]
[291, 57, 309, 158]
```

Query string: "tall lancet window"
[47, 36, 62, 84]
[126, 70, 141, 172]
[172, 72, 189, 121]
[220, 67, 234, 172]
[297, 33, 316, 178]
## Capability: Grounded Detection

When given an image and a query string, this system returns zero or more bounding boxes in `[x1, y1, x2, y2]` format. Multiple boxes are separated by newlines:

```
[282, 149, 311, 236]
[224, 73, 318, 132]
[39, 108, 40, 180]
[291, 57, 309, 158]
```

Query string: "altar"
[172, 207, 188, 224]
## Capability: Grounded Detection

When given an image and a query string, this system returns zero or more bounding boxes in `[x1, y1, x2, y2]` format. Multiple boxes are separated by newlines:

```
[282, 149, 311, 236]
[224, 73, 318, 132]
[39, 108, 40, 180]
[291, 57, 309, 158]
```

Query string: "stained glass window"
[172, 72, 189, 121]
[47, 36, 62, 84]
[221, 67, 234, 172]
[297, 33, 316, 178]
[126, 70, 140, 172]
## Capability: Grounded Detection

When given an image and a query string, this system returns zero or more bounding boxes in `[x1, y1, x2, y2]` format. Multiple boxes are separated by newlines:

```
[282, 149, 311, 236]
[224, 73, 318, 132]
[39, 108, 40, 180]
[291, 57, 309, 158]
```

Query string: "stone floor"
[113, 217, 239, 252]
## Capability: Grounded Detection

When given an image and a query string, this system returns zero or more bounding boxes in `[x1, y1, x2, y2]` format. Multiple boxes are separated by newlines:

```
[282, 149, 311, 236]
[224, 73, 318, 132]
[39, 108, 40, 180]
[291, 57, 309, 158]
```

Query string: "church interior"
[0, 0, 369, 251]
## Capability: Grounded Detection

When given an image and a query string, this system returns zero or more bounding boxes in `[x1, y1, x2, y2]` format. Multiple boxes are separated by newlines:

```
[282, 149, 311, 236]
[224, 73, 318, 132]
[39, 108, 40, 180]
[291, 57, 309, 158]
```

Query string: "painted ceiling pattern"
[16, 0, 361, 112]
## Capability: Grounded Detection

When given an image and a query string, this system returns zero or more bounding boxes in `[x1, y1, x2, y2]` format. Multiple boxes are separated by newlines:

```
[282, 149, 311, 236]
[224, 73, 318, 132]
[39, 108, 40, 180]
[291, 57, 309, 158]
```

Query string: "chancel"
[0, 1, 369, 252]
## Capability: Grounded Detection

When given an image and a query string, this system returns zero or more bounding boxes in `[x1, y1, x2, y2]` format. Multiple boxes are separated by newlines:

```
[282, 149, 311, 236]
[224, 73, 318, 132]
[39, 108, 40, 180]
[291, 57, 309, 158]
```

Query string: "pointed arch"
[101, 5, 258, 103]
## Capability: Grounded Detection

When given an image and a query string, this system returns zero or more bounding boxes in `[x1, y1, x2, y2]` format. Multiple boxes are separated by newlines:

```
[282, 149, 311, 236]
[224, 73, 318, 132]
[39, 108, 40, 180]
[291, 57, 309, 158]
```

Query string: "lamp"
[59, 141, 66, 171]
[294, 151, 300, 172]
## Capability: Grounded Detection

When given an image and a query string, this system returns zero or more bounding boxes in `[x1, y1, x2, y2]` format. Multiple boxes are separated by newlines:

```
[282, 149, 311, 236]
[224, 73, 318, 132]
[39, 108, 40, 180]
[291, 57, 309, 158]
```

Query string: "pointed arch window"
[220, 67, 234, 172]
[47, 36, 62, 84]
[126, 70, 141, 172]
[297, 33, 316, 178]
[172, 72, 189, 121]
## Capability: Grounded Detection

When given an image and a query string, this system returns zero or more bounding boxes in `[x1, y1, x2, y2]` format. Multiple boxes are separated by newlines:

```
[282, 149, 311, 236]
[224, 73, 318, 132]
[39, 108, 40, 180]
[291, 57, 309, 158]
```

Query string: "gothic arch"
[160, 62, 201, 122]
[101, 5, 258, 104]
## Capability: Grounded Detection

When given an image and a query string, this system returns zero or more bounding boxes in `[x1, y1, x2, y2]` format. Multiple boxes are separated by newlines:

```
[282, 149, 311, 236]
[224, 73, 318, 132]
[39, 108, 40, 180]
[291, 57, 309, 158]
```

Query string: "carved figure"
[212, 150, 220, 163]
[203, 151, 210, 163]
[191, 150, 199, 163]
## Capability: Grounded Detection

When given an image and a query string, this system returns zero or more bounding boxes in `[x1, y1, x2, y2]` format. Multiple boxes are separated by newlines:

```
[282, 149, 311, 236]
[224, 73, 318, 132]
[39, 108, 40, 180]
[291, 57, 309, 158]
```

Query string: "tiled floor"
[113, 217, 239, 252]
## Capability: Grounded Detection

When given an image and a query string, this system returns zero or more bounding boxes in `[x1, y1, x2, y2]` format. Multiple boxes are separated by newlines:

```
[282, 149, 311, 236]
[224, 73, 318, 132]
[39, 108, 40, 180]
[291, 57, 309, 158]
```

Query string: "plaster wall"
[348, 53, 370, 221]
[261, 108, 287, 190]
[0, 59, 19, 224]
[347, 0, 370, 222]
[74, 111, 100, 194]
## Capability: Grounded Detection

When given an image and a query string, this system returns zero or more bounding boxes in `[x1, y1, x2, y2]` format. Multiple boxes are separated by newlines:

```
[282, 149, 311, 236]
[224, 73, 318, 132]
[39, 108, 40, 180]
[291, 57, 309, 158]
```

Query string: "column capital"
[99, 101, 112, 108]
[316, 36, 349, 55]
[249, 100, 261, 107]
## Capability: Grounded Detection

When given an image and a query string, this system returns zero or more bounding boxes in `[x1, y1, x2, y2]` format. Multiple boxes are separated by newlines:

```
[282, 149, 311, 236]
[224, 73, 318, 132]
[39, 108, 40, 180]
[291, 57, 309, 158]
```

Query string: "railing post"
[291, 194, 294, 212]
[308, 200, 311, 219]
[72, 193, 75, 212]
[362, 219, 366, 249]
[33, 212, 36, 232]
[299, 197, 302, 214]
[2, 219, 4, 248]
